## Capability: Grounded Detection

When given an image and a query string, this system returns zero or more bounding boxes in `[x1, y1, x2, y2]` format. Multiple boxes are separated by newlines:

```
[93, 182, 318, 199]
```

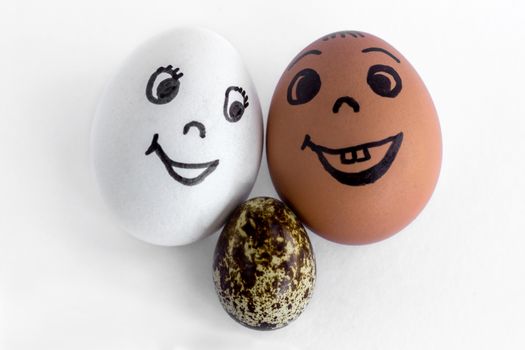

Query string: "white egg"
[91, 27, 263, 246]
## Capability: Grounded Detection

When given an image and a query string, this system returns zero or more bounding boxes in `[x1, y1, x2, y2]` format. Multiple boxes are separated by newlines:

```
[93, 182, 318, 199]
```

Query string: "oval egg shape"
[91, 27, 263, 246]
[213, 197, 316, 330]
[267, 31, 442, 244]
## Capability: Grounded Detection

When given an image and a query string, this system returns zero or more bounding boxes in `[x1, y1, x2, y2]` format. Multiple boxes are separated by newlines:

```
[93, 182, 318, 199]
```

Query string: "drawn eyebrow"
[362, 47, 400, 63]
[287, 49, 322, 70]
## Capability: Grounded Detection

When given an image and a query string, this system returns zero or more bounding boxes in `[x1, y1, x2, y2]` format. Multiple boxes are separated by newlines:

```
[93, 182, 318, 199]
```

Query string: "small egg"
[91, 27, 263, 246]
[213, 197, 316, 330]
[267, 31, 442, 244]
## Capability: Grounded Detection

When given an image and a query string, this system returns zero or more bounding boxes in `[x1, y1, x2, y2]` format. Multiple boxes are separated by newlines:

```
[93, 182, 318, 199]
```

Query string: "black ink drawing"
[367, 64, 402, 98]
[183, 121, 206, 138]
[362, 47, 401, 63]
[287, 68, 322, 105]
[287, 50, 322, 71]
[286, 44, 406, 185]
[145, 66, 217, 185]
[332, 96, 360, 113]
[144, 67, 251, 184]
[145, 134, 219, 186]
[223, 86, 249, 122]
[146, 65, 184, 105]
[301, 133, 404, 186]
[321, 31, 365, 41]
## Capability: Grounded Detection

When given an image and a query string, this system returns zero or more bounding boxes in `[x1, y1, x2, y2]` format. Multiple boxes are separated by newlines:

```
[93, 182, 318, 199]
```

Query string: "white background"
[1, 0, 524, 349]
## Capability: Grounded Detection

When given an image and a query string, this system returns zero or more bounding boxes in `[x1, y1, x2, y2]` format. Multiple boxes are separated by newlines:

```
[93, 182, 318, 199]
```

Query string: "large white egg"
[91, 28, 263, 246]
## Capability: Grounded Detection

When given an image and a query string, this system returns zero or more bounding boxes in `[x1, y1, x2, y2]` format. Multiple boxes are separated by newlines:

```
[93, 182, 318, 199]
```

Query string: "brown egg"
[267, 31, 442, 244]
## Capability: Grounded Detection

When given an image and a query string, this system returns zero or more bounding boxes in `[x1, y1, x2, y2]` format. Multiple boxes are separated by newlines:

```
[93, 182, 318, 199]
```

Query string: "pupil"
[287, 68, 321, 105]
[373, 74, 392, 92]
[229, 101, 244, 119]
[366, 65, 402, 98]
[297, 71, 320, 102]
[157, 78, 178, 99]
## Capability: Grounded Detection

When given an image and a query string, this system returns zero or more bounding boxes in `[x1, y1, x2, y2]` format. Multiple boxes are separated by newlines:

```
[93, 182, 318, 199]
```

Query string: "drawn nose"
[333, 96, 360, 114]
[183, 121, 206, 138]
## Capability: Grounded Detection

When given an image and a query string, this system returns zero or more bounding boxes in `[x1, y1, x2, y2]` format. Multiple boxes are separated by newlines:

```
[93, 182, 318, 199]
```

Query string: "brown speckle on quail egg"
[212, 197, 316, 330]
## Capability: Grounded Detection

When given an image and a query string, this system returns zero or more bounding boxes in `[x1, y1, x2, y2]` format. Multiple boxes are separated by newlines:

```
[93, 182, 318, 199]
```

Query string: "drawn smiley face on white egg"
[91, 28, 263, 246]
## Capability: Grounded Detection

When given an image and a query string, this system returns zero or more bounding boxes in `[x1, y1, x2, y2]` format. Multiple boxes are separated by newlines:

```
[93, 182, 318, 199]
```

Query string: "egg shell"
[213, 197, 316, 330]
[91, 27, 263, 246]
[267, 31, 442, 244]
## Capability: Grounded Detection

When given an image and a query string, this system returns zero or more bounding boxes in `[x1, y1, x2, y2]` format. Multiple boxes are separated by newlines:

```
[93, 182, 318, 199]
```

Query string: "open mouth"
[301, 132, 403, 186]
[145, 133, 219, 186]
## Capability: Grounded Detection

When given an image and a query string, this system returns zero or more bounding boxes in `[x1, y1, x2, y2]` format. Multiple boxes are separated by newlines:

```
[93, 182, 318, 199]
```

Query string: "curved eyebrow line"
[362, 47, 400, 63]
[287, 49, 322, 70]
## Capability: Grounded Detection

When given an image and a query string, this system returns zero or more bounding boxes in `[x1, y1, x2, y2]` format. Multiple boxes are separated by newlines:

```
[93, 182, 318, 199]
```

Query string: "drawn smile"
[145, 133, 219, 186]
[301, 132, 403, 186]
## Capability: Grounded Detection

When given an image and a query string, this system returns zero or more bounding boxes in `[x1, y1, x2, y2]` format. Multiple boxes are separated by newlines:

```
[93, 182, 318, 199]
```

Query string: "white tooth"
[341, 151, 352, 162]
[171, 167, 205, 179]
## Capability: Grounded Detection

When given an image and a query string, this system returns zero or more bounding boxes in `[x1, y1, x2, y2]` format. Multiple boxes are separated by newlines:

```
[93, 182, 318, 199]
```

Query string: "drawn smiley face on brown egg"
[267, 31, 442, 244]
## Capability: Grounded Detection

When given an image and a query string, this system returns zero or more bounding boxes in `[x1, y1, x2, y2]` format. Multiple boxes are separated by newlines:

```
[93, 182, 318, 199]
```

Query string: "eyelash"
[159, 65, 184, 79]
[230, 86, 249, 108]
